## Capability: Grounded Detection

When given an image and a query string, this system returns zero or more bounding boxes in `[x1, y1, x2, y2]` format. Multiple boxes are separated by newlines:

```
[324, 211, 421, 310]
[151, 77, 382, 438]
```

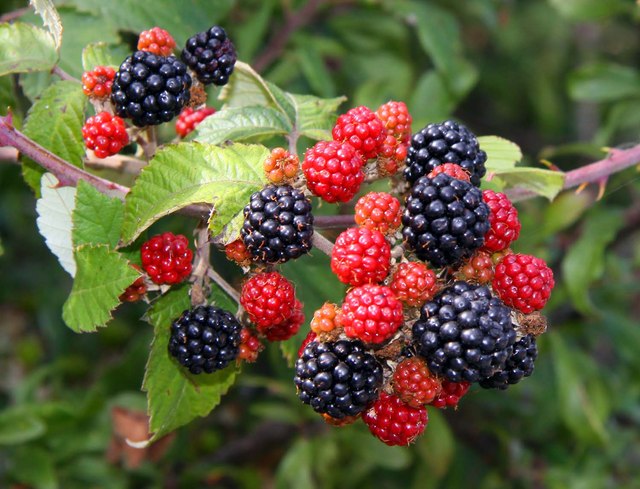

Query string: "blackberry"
[241, 184, 314, 264]
[402, 173, 490, 268]
[181, 25, 237, 86]
[111, 50, 191, 127]
[168, 305, 242, 374]
[294, 340, 383, 419]
[404, 120, 487, 187]
[412, 282, 517, 383]
[479, 334, 538, 389]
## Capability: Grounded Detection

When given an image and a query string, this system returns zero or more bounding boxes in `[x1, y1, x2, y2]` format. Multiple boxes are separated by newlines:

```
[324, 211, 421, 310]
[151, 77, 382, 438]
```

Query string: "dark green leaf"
[72, 180, 124, 248]
[10, 446, 58, 489]
[569, 63, 640, 102]
[548, 0, 631, 21]
[0, 408, 46, 445]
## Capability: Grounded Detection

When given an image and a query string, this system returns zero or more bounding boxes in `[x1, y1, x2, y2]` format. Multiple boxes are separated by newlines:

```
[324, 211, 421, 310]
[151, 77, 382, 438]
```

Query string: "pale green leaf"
[0, 408, 46, 445]
[548, 0, 630, 21]
[11, 447, 58, 489]
[35, 173, 76, 277]
[288, 93, 346, 141]
[569, 63, 640, 102]
[62, 244, 139, 332]
[219, 61, 286, 111]
[143, 285, 239, 442]
[22, 80, 87, 194]
[0, 23, 57, 76]
[499, 167, 565, 201]
[81, 42, 120, 71]
[72, 180, 124, 248]
[120, 142, 268, 245]
[30, 0, 63, 50]
[193, 106, 290, 145]
[478, 135, 523, 172]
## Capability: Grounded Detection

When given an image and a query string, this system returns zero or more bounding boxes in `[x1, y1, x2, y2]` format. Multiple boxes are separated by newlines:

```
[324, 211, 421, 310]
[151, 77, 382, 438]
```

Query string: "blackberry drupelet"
[412, 281, 517, 383]
[404, 120, 487, 187]
[479, 334, 538, 389]
[111, 51, 191, 127]
[241, 184, 314, 264]
[402, 173, 490, 268]
[295, 340, 383, 419]
[168, 305, 242, 374]
[181, 25, 237, 86]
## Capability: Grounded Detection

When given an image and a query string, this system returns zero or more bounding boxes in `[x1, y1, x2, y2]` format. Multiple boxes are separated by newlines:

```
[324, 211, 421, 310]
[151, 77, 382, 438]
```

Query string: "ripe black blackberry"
[241, 184, 314, 264]
[168, 305, 242, 374]
[402, 173, 490, 268]
[412, 282, 517, 383]
[479, 334, 538, 389]
[404, 120, 487, 187]
[295, 340, 383, 419]
[181, 25, 237, 86]
[111, 50, 191, 127]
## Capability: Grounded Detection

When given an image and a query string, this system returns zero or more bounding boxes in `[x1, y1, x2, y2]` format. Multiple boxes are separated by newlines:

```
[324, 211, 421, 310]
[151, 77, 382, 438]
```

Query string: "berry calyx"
[140, 232, 193, 285]
[454, 249, 494, 284]
[331, 227, 391, 287]
[263, 299, 304, 342]
[362, 392, 428, 446]
[302, 140, 365, 203]
[427, 163, 471, 182]
[181, 25, 237, 86]
[310, 302, 342, 334]
[240, 271, 296, 330]
[354, 192, 402, 235]
[388, 261, 438, 308]
[392, 357, 442, 407]
[492, 253, 554, 313]
[481, 190, 521, 252]
[82, 112, 129, 158]
[332, 106, 385, 160]
[237, 328, 263, 363]
[81, 65, 116, 99]
[224, 239, 252, 267]
[175, 106, 216, 138]
[137, 27, 176, 57]
[263, 147, 300, 184]
[341, 284, 404, 344]
[429, 380, 471, 409]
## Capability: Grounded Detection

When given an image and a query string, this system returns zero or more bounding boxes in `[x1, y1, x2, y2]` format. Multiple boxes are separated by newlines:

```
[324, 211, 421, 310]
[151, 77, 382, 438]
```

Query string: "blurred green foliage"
[1, 0, 640, 487]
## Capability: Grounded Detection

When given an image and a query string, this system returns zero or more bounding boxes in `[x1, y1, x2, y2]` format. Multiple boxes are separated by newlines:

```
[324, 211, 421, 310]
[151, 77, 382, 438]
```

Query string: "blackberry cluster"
[412, 282, 517, 383]
[181, 25, 237, 86]
[295, 340, 383, 419]
[404, 120, 487, 187]
[241, 184, 314, 264]
[168, 305, 242, 374]
[111, 50, 191, 127]
[402, 173, 490, 268]
[479, 334, 538, 389]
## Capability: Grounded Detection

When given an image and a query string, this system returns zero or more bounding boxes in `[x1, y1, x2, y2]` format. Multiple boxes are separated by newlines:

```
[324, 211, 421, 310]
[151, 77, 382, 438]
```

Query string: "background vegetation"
[1, 0, 639, 488]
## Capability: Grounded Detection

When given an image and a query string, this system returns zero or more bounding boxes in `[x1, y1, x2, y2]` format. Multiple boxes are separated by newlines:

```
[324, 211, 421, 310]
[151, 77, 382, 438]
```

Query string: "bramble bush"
[1, 1, 640, 488]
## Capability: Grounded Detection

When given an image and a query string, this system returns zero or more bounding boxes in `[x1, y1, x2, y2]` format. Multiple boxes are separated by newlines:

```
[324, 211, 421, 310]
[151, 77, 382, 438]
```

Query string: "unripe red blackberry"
[454, 250, 494, 284]
[137, 27, 176, 57]
[341, 284, 404, 344]
[412, 281, 517, 383]
[375, 100, 412, 144]
[377, 135, 408, 176]
[295, 339, 383, 419]
[402, 173, 490, 268]
[223, 239, 251, 267]
[181, 25, 237, 86]
[427, 163, 471, 182]
[119, 266, 146, 302]
[332, 106, 385, 160]
[492, 253, 554, 313]
[429, 380, 471, 409]
[388, 261, 438, 308]
[479, 334, 538, 389]
[175, 106, 216, 138]
[392, 357, 442, 407]
[240, 271, 295, 330]
[263, 147, 300, 184]
[302, 140, 365, 203]
[481, 190, 521, 252]
[140, 232, 193, 285]
[404, 120, 487, 187]
[81, 66, 116, 99]
[354, 192, 402, 235]
[331, 227, 391, 287]
[263, 299, 304, 342]
[237, 328, 263, 363]
[363, 392, 428, 446]
[311, 302, 342, 334]
[241, 184, 314, 264]
[82, 112, 129, 158]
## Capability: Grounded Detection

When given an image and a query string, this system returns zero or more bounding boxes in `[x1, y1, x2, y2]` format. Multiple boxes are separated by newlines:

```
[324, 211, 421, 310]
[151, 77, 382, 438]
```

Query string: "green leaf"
[143, 285, 239, 442]
[0, 407, 46, 445]
[0, 22, 57, 76]
[120, 142, 268, 245]
[219, 61, 286, 110]
[498, 167, 565, 201]
[21, 80, 87, 194]
[62, 244, 139, 332]
[35, 173, 77, 276]
[415, 408, 454, 479]
[10, 446, 58, 489]
[569, 63, 640, 102]
[562, 210, 624, 314]
[72, 180, 124, 248]
[30, 0, 63, 50]
[478, 136, 523, 172]
[288, 93, 346, 141]
[81, 42, 119, 71]
[548, 0, 630, 21]
[275, 438, 314, 489]
[193, 106, 290, 145]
